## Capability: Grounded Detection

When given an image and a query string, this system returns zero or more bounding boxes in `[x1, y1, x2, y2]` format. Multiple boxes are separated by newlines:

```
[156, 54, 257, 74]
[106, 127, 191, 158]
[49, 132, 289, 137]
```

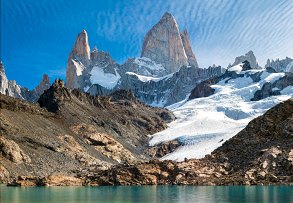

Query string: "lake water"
[1, 185, 293, 203]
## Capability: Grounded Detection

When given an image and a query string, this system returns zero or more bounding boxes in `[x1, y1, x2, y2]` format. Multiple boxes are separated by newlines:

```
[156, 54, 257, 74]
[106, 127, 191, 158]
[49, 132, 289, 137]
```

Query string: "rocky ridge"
[0, 61, 50, 102]
[0, 79, 174, 184]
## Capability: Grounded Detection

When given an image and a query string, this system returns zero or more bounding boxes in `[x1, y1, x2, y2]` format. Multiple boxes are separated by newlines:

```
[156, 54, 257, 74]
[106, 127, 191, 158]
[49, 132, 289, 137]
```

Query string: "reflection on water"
[1, 185, 293, 203]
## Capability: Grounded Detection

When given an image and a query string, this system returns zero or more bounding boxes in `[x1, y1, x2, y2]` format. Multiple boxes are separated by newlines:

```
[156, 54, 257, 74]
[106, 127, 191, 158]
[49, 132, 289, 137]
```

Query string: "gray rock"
[265, 57, 293, 72]
[231, 50, 259, 69]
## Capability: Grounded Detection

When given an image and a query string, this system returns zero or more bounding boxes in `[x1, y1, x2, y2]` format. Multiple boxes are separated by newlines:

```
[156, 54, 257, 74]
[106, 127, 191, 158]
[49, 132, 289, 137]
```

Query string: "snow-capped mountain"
[0, 61, 50, 102]
[65, 13, 224, 106]
[149, 61, 293, 161]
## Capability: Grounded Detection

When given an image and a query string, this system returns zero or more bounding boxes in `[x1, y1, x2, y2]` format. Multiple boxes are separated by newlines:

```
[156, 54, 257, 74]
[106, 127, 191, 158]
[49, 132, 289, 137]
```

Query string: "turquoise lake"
[1, 185, 293, 203]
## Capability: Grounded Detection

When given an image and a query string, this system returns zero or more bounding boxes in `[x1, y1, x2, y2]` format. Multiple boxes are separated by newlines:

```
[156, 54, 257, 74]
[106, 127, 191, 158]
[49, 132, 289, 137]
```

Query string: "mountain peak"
[232, 50, 259, 69]
[141, 12, 188, 73]
[71, 30, 90, 62]
[161, 12, 175, 21]
[66, 30, 91, 89]
[33, 74, 50, 96]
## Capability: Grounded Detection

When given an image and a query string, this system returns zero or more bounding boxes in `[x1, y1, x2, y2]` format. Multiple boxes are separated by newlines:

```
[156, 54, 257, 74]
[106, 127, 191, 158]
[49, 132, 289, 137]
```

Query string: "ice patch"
[280, 86, 293, 95]
[134, 57, 165, 71]
[126, 72, 173, 82]
[286, 61, 293, 72]
[261, 72, 285, 84]
[90, 66, 120, 89]
[227, 64, 243, 73]
[72, 60, 85, 76]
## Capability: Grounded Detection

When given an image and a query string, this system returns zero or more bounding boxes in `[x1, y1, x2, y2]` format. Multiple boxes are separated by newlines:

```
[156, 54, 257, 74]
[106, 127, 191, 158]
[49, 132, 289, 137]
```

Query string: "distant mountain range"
[1, 12, 292, 107]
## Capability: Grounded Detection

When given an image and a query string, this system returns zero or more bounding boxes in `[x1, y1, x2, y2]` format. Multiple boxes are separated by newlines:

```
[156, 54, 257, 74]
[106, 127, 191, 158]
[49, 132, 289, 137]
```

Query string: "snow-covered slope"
[90, 66, 120, 89]
[149, 67, 293, 161]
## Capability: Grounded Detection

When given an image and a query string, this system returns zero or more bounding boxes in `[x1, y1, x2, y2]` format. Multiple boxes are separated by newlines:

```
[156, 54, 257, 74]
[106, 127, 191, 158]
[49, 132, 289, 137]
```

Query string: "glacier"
[149, 67, 293, 161]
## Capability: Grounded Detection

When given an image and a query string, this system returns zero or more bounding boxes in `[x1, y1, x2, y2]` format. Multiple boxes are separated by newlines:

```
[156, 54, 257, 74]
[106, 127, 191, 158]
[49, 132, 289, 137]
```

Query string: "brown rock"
[0, 136, 31, 163]
[43, 175, 84, 186]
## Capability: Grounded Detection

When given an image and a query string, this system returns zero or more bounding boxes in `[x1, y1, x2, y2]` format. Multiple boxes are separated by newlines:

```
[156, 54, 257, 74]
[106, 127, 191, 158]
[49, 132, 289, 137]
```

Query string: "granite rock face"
[66, 30, 90, 89]
[141, 12, 189, 73]
[231, 50, 259, 69]
[180, 29, 199, 68]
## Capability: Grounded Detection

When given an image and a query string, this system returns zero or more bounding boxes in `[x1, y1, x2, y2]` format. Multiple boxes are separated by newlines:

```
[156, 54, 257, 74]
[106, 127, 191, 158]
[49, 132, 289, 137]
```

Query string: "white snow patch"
[227, 64, 243, 73]
[261, 72, 285, 84]
[90, 66, 120, 89]
[72, 60, 85, 76]
[286, 61, 293, 72]
[84, 86, 90, 92]
[126, 72, 173, 82]
[134, 57, 165, 70]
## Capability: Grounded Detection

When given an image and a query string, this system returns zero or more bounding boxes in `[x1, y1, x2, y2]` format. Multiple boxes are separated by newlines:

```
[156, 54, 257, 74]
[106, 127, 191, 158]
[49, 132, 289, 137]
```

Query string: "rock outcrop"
[231, 50, 259, 69]
[33, 74, 50, 96]
[141, 12, 189, 73]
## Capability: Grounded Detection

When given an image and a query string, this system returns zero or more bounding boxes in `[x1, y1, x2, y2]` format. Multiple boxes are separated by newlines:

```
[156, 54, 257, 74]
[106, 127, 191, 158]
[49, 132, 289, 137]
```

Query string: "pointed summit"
[141, 12, 188, 73]
[70, 29, 90, 63]
[232, 50, 259, 69]
[66, 30, 91, 89]
[180, 29, 199, 68]
[34, 74, 50, 96]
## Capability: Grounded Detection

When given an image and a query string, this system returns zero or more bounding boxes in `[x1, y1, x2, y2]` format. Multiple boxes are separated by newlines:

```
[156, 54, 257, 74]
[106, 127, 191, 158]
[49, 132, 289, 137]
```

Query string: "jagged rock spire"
[180, 29, 199, 68]
[70, 30, 90, 63]
[34, 74, 50, 96]
[141, 12, 189, 73]
[66, 30, 90, 89]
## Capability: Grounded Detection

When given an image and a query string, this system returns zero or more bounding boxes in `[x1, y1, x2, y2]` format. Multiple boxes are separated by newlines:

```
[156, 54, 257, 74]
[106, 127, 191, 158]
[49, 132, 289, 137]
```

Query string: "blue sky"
[1, 0, 293, 89]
